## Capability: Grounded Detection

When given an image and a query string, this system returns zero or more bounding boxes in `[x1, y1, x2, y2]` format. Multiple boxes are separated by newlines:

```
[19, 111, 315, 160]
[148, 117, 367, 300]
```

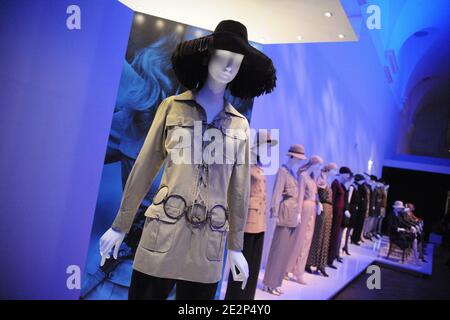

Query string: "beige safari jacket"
[111, 90, 250, 283]
[244, 164, 267, 234]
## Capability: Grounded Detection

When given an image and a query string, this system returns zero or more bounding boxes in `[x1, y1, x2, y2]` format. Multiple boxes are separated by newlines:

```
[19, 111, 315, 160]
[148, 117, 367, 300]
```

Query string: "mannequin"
[341, 176, 355, 255]
[306, 163, 338, 277]
[286, 155, 323, 285]
[350, 174, 368, 245]
[363, 175, 378, 240]
[225, 131, 277, 300]
[374, 180, 389, 237]
[262, 144, 307, 295]
[328, 167, 352, 268]
[99, 20, 276, 300]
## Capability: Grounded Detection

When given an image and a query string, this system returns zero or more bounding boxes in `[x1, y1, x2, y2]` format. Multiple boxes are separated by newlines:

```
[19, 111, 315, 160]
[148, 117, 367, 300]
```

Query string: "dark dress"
[351, 183, 369, 243]
[348, 183, 361, 229]
[328, 180, 345, 265]
[341, 186, 352, 228]
[307, 186, 333, 269]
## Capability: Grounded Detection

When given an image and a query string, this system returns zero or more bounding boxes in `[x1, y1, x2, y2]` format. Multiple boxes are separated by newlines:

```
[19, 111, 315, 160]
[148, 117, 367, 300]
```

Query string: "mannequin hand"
[297, 213, 301, 224]
[228, 250, 249, 290]
[344, 210, 351, 218]
[397, 227, 406, 232]
[317, 203, 323, 216]
[99, 228, 126, 266]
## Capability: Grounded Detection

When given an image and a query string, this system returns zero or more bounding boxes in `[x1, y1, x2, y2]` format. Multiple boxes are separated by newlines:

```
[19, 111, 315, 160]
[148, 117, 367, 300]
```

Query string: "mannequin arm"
[269, 168, 286, 218]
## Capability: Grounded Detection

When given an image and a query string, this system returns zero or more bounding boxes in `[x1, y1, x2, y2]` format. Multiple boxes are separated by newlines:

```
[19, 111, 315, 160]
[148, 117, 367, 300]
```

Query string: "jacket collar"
[174, 90, 246, 119]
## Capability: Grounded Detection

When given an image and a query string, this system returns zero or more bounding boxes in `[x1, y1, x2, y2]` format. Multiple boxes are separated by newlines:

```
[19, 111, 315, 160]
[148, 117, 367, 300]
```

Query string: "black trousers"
[351, 210, 366, 244]
[225, 232, 265, 300]
[128, 269, 218, 300]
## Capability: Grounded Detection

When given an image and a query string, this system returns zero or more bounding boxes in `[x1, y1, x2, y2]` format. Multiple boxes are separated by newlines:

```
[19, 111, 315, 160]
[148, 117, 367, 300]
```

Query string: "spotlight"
[296, 35, 303, 40]
[338, 34, 345, 39]
[176, 24, 184, 33]
[325, 12, 333, 17]
[156, 19, 164, 29]
[259, 37, 266, 43]
[135, 14, 145, 25]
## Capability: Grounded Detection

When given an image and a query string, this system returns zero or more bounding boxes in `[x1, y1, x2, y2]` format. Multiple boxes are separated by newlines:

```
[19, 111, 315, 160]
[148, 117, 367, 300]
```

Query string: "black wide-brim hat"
[171, 20, 276, 99]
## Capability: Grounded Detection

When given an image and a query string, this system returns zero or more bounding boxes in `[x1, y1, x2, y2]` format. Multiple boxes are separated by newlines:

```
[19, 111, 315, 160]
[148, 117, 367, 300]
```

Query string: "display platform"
[220, 237, 433, 300]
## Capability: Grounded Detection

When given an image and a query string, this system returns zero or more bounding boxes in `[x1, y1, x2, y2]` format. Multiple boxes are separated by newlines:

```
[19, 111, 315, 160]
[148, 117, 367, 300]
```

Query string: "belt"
[153, 188, 228, 230]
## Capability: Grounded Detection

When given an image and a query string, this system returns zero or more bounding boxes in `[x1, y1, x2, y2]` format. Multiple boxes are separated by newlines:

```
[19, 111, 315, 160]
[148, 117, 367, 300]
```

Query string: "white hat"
[392, 200, 404, 209]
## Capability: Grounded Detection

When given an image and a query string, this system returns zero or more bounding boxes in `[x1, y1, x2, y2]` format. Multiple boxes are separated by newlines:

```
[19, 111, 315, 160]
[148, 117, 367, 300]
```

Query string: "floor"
[334, 246, 450, 300]
[219, 236, 435, 300]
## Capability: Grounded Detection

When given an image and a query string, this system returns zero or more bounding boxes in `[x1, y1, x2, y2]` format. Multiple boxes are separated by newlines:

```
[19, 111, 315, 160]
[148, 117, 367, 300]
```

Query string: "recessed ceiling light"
[296, 35, 303, 40]
[175, 24, 184, 33]
[325, 12, 333, 17]
[135, 14, 145, 24]
[259, 37, 266, 43]
[155, 19, 164, 29]
[338, 34, 345, 39]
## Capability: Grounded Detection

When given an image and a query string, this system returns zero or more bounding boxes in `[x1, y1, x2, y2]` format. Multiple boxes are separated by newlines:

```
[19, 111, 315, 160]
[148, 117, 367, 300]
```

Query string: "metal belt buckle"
[186, 202, 208, 228]
[162, 194, 186, 220]
[208, 205, 228, 230]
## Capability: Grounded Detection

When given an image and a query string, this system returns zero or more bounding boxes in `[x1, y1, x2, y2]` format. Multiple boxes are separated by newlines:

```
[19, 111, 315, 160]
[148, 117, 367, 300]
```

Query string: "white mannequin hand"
[99, 228, 126, 266]
[344, 210, 351, 218]
[317, 203, 323, 216]
[228, 249, 249, 290]
[397, 227, 406, 232]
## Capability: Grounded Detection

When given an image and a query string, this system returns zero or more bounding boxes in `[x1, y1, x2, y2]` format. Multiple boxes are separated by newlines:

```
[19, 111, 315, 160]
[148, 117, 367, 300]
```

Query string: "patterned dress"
[328, 179, 345, 265]
[307, 186, 333, 269]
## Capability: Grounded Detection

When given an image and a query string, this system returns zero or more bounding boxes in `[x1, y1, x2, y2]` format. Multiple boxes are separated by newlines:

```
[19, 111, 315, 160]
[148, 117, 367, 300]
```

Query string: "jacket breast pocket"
[140, 205, 178, 253]
[165, 114, 195, 164]
[206, 225, 227, 262]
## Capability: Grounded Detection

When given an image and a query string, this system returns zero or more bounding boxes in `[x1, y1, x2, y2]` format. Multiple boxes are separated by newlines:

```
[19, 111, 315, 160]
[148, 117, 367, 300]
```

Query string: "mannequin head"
[301, 155, 324, 181]
[286, 144, 307, 171]
[392, 200, 405, 215]
[319, 162, 338, 186]
[338, 166, 353, 184]
[207, 49, 244, 88]
[171, 20, 276, 99]
[286, 155, 305, 171]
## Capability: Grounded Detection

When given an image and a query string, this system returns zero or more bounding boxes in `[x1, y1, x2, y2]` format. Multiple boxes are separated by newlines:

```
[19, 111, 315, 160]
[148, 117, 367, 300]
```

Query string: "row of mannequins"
[226, 139, 390, 298]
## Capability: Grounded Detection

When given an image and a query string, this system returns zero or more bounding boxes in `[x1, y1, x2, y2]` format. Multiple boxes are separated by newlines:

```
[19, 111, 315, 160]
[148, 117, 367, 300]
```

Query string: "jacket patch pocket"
[141, 205, 178, 253]
[206, 227, 226, 262]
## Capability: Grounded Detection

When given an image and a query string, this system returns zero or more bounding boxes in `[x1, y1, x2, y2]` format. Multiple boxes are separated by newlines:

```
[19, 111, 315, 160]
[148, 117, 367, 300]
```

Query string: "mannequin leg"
[176, 280, 218, 300]
[263, 226, 294, 289]
[343, 227, 351, 255]
[128, 269, 175, 300]
[336, 227, 344, 261]
[225, 232, 265, 300]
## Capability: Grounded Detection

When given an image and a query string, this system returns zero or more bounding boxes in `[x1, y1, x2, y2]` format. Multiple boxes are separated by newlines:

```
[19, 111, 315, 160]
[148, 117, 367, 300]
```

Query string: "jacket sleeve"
[111, 98, 169, 233]
[297, 172, 306, 216]
[226, 120, 250, 251]
[269, 168, 286, 218]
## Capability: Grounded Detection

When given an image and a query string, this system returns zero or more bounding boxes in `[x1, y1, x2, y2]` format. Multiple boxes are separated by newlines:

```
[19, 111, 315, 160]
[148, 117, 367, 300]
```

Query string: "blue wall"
[0, 1, 133, 299]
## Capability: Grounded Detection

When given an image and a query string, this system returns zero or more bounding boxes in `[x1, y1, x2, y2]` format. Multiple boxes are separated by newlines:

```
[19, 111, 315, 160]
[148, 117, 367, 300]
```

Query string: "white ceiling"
[118, 0, 358, 44]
